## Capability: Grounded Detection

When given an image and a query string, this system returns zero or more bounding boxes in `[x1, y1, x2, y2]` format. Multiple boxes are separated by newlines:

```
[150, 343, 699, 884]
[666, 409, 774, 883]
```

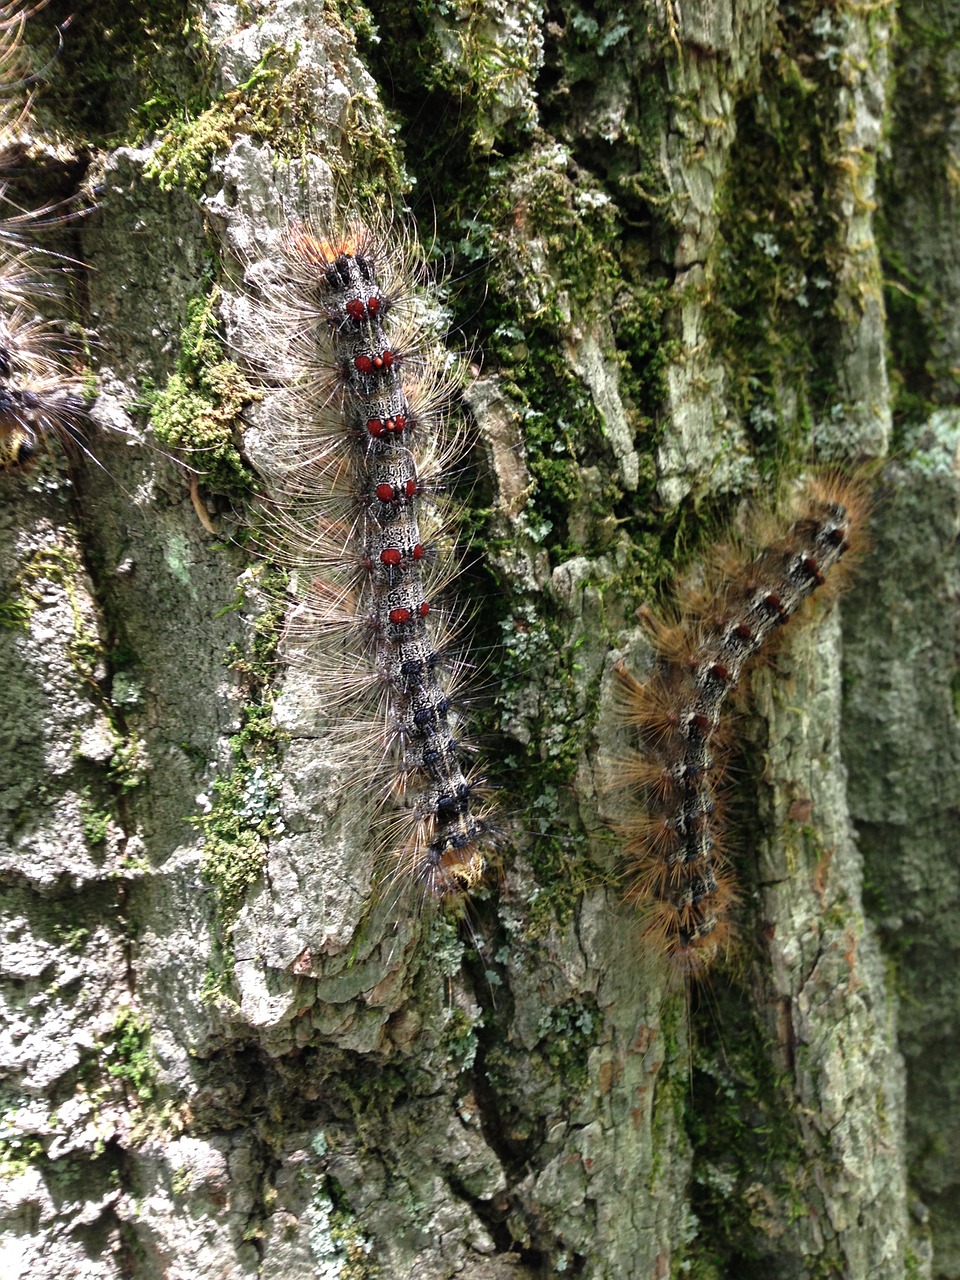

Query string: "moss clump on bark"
[144, 47, 303, 195]
[149, 284, 255, 502]
[683, 1009, 814, 1276]
[101, 1007, 159, 1104]
[707, 54, 845, 470]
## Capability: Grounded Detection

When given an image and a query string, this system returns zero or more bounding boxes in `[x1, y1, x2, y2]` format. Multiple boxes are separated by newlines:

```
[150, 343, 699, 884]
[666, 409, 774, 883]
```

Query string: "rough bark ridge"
[0, 0, 955, 1277]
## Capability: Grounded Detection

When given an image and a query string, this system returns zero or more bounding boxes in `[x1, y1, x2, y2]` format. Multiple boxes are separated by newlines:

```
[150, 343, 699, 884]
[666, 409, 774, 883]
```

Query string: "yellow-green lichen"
[199, 569, 287, 952]
[149, 285, 255, 501]
[0, 544, 103, 676]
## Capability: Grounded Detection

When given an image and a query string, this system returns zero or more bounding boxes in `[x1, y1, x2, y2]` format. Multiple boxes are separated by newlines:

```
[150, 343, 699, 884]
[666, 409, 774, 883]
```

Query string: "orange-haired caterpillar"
[0, 3, 89, 472]
[241, 209, 497, 901]
[611, 474, 869, 977]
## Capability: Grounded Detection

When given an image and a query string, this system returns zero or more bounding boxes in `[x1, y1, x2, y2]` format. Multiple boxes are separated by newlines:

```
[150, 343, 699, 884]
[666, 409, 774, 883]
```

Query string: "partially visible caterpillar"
[0, 294, 89, 469]
[0, 2, 89, 473]
[243, 208, 496, 901]
[610, 473, 870, 977]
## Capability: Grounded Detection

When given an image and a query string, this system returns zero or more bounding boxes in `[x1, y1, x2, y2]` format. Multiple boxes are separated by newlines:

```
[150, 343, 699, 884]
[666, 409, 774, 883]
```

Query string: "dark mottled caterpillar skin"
[257, 220, 493, 899]
[613, 480, 866, 976]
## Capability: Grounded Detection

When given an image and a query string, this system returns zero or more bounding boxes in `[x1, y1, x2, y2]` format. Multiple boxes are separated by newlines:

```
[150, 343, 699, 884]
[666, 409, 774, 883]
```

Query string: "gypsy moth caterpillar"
[610, 472, 870, 977]
[238, 203, 498, 904]
[0, 298, 87, 469]
[0, 1, 89, 473]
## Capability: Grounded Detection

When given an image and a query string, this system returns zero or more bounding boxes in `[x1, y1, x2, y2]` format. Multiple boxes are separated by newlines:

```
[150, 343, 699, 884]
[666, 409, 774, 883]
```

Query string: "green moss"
[0, 545, 105, 675]
[149, 285, 255, 500]
[80, 791, 112, 847]
[438, 1006, 479, 1073]
[427, 158, 676, 933]
[612, 280, 679, 438]
[705, 10, 858, 471]
[480, 991, 598, 1153]
[144, 47, 301, 194]
[648, 994, 690, 1188]
[0, 589, 31, 630]
[0, 1103, 45, 1178]
[0, 542, 152, 856]
[109, 734, 147, 791]
[102, 1008, 158, 1104]
[365, 0, 538, 154]
[51, 921, 92, 952]
[877, 3, 960, 433]
[25, 1, 203, 144]
[904, 1244, 927, 1279]
[201, 806, 271, 925]
[489, 593, 602, 932]
[433, 152, 676, 588]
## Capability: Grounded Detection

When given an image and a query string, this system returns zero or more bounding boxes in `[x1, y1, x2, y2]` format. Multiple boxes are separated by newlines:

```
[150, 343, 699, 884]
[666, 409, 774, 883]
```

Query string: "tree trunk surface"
[0, 1, 957, 1277]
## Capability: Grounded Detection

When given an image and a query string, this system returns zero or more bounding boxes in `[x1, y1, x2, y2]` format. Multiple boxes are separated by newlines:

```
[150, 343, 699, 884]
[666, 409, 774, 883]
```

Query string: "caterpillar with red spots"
[241, 207, 497, 902]
[609, 473, 870, 977]
[0, 2, 89, 473]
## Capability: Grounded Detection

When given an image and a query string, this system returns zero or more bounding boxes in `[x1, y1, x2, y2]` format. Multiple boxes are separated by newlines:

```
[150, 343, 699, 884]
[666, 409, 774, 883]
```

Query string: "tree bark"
[0, 1, 957, 1277]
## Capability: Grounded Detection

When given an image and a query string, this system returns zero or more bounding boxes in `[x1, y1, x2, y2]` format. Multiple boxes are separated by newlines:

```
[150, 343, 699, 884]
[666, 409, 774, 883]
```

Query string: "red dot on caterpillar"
[380, 547, 402, 566]
[365, 414, 408, 437]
